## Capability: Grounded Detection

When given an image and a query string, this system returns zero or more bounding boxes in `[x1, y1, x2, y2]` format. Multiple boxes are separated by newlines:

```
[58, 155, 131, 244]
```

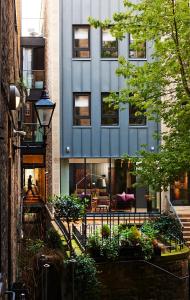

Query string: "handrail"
[165, 195, 183, 229]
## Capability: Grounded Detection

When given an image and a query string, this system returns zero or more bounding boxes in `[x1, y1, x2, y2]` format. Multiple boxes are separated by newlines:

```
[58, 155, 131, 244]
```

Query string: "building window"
[129, 104, 146, 125]
[101, 93, 119, 126]
[101, 28, 118, 58]
[129, 34, 146, 59]
[73, 93, 91, 126]
[25, 103, 30, 116]
[73, 25, 90, 58]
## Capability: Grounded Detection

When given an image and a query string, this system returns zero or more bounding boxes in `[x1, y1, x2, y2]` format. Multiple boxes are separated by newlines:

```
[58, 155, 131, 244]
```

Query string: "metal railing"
[165, 195, 183, 229]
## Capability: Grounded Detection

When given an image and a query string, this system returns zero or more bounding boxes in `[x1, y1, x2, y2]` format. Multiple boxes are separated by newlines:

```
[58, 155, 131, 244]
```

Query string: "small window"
[101, 28, 118, 58]
[129, 34, 146, 59]
[73, 93, 91, 126]
[101, 93, 119, 126]
[129, 104, 146, 125]
[73, 25, 90, 58]
[25, 103, 30, 116]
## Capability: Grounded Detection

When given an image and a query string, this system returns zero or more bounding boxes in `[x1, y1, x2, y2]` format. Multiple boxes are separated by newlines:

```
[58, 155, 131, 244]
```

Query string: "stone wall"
[97, 255, 189, 300]
[0, 0, 21, 294]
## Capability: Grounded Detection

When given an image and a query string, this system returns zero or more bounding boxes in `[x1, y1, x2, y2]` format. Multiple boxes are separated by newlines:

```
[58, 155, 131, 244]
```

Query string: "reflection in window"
[101, 28, 118, 58]
[129, 104, 146, 125]
[129, 34, 146, 59]
[73, 25, 90, 58]
[101, 93, 119, 125]
[73, 93, 91, 126]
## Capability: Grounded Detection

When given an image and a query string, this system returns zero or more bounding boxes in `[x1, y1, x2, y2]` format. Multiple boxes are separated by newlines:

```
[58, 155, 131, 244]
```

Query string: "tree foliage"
[89, 0, 190, 190]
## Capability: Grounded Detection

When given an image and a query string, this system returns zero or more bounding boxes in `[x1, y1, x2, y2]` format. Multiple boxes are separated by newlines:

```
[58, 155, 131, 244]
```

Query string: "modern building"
[48, 0, 160, 212]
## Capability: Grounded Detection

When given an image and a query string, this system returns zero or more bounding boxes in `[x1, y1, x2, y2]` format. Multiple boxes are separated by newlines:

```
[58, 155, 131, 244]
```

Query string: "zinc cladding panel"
[61, 0, 156, 158]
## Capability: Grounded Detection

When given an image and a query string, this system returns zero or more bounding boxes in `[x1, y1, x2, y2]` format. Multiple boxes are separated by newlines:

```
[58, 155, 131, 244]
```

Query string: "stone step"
[183, 224, 190, 232]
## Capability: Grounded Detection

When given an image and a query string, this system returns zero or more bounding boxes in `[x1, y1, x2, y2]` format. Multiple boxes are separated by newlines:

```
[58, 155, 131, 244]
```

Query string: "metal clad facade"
[60, 0, 158, 158]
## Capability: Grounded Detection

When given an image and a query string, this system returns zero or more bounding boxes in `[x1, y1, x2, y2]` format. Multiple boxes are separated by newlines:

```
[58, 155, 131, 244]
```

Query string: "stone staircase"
[23, 191, 43, 207]
[175, 206, 190, 246]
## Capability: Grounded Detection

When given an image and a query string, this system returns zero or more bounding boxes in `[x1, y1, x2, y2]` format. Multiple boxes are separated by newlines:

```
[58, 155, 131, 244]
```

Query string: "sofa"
[114, 192, 135, 210]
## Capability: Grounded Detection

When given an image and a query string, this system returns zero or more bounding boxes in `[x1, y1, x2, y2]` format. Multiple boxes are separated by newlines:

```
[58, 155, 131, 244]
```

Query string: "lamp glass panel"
[37, 107, 53, 126]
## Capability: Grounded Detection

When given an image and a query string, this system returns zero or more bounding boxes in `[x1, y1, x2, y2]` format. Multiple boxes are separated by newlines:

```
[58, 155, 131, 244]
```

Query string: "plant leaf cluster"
[89, 0, 190, 188]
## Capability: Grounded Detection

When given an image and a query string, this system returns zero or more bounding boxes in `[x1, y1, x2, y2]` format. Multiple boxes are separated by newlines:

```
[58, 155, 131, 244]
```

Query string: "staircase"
[175, 206, 190, 246]
[23, 191, 43, 207]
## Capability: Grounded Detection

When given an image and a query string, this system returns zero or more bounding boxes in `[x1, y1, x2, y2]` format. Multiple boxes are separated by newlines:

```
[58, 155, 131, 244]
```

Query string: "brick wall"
[0, 0, 21, 294]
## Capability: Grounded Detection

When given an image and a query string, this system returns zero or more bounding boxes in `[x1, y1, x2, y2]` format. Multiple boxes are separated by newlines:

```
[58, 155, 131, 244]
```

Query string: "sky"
[21, 0, 43, 36]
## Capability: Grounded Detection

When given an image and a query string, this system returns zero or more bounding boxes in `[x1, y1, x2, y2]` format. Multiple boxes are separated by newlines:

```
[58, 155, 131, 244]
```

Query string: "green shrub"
[46, 228, 63, 250]
[101, 224, 111, 239]
[100, 237, 119, 261]
[65, 254, 100, 300]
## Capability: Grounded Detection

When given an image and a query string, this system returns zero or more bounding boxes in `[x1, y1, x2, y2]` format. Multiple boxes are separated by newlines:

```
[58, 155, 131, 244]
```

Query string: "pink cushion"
[125, 194, 135, 201]
[116, 192, 126, 202]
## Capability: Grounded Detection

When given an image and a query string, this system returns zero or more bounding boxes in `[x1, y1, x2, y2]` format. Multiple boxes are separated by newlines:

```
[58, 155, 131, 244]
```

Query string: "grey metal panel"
[110, 0, 120, 15]
[72, 0, 81, 23]
[119, 106, 129, 155]
[61, 0, 73, 157]
[82, 0, 91, 23]
[138, 128, 148, 151]
[60, 0, 159, 159]
[100, 0, 109, 20]
[72, 128, 82, 156]
[110, 129, 120, 156]
[100, 62, 110, 91]
[81, 128, 92, 156]
[129, 128, 138, 156]
[101, 128, 110, 156]
[90, 0, 100, 18]
[110, 61, 119, 91]
[82, 62, 91, 91]
[72, 61, 82, 92]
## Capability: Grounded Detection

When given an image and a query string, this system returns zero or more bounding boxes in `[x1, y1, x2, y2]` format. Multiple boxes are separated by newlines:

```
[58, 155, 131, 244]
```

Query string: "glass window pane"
[75, 95, 89, 107]
[129, 34, 146, 58]
[129, 105, 146, 125]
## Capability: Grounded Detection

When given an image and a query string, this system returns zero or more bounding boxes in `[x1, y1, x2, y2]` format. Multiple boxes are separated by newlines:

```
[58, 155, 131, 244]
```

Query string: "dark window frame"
[101, 28, 118, 58]
[128, 33, 146, 59]
[73, 93, 91, 126]
[129, 103, 146, 126]
[101, 93, 119, 126]
[73, 25, 90, 58]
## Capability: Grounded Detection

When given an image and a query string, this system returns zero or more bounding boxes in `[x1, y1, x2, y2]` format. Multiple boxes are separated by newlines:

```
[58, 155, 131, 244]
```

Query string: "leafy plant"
[65, 254, 100, 300]
[141, 221, 159, 240]
[53, 194, 86, 252]
[26, 239, 45, 255]
[100, 237, 119, 261]
[139, 236, 154, 261]
[86, 232, 101, 257]
[46, 228, 63, 250]
[101, 224, 111, 239]
[152, 212, 183, 241]
[89, 0, 190, 190]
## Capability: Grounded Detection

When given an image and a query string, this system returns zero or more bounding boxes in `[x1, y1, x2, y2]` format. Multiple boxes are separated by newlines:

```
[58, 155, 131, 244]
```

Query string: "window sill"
[128, 58, 147, 61]
[72, 58, 91, 61]
[100, 58, 118, 61]
[101, 125, 120, 128]
[72, 126, 92, 128]
[128, 125, 148, 128]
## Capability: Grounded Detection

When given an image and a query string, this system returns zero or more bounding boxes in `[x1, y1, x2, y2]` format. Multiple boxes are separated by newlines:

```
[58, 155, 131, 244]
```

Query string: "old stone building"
[0, 0, 22, 295]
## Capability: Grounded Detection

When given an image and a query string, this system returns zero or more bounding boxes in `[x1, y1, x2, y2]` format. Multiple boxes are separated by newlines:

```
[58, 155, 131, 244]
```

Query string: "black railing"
[55, 216, 70, 244]
[72, 224, 86, 251]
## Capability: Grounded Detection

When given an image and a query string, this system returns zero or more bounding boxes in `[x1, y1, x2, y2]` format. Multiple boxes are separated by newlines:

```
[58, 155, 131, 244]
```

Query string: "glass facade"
[69, 158, 161, 213]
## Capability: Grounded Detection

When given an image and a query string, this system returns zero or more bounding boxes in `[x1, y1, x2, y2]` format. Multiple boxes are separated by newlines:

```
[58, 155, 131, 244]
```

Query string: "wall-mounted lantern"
[9, 84, 21, 110]
[34, 88, 56, 128]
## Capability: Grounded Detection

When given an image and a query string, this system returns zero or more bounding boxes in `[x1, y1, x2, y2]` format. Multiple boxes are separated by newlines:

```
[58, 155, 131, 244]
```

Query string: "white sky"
[22, 0, 42, 19]
[21, 0, 43, 36]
